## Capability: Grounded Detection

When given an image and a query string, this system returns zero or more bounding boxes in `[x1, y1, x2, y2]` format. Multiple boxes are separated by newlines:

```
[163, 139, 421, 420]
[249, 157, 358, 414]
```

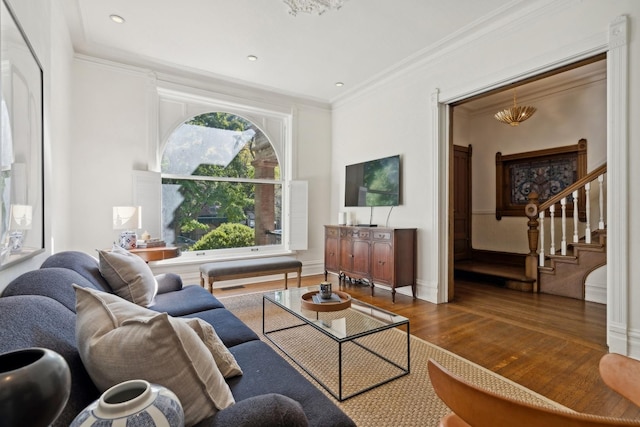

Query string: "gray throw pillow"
[98, 244, 157, 307]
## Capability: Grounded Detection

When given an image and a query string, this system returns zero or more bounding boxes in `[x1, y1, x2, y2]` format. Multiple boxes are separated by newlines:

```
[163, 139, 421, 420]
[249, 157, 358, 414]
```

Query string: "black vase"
[0, 347, 71, 427]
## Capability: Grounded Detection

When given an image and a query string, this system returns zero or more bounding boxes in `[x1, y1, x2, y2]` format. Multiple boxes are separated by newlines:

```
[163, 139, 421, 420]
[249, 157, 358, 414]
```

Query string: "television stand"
[323, 225, 417, 302]
[356, 224, 377, 227]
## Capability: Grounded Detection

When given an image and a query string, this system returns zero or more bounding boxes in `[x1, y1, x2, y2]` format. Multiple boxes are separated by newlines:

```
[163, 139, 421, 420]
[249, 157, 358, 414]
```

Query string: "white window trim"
[145, 82, 308, 263]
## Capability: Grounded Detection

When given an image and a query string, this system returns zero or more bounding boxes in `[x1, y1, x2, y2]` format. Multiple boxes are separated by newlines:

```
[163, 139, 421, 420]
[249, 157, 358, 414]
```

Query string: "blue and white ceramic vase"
[0, 347, 71, 427]
[71, 379, 184, 427]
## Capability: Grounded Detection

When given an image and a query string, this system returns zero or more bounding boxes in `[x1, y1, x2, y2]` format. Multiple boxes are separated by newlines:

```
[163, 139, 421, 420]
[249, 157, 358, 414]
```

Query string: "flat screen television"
[344, 155, 400, 207]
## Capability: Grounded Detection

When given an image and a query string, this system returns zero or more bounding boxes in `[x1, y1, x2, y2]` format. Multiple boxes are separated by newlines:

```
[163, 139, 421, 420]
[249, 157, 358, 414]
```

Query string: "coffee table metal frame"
[262, 287, 410, 401]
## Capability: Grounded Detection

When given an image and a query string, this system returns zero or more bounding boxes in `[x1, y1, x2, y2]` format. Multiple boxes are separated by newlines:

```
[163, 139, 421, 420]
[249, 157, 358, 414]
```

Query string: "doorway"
[447, 54, 607, 301]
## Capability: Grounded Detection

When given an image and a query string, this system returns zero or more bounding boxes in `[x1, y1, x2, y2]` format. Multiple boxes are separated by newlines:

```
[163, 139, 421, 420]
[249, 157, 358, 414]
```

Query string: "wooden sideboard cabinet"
[324, 225, 417, 302]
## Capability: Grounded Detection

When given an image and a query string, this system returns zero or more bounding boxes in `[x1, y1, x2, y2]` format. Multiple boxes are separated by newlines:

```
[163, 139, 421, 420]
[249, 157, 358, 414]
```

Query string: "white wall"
[0, 0, 75, 288]
[66, 58, 333, 283]
[332, 1, 640, 354]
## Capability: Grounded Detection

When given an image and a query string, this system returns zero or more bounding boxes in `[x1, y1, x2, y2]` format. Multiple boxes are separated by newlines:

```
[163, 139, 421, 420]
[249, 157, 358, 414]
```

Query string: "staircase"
[525, 164, 607, 300]
[538, 230, 606, 299]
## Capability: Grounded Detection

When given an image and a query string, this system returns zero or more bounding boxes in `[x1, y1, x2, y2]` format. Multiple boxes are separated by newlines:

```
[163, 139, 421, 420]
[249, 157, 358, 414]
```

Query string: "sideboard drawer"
[373, 231, 392, 241]
[325, 227, 339, 238]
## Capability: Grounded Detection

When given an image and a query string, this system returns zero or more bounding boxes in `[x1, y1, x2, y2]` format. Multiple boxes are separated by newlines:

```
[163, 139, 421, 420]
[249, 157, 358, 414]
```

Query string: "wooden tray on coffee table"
[301, 290, 352, 312]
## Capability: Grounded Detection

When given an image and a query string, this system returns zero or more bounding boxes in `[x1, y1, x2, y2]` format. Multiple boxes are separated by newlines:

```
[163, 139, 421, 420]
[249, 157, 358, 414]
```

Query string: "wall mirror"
[0, 0, 44, 269]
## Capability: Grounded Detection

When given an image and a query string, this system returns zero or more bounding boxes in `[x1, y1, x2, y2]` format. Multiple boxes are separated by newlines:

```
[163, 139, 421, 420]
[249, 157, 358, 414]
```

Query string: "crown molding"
[73, 53, 331, 111]
[331, 0, 567, 108]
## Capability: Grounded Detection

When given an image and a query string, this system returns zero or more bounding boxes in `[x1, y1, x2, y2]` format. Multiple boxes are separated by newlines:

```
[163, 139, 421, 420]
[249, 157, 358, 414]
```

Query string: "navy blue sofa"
[0, 251, 355, 427]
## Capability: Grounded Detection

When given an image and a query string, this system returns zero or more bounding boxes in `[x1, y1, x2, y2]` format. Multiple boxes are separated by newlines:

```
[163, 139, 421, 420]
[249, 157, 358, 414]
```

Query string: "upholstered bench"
[199, 256, 302, 293]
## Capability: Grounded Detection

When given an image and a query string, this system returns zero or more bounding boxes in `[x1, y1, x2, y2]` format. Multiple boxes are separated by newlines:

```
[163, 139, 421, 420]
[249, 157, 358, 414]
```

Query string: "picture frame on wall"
[0, 0, 45, 269]
[495, 139, 587, 221]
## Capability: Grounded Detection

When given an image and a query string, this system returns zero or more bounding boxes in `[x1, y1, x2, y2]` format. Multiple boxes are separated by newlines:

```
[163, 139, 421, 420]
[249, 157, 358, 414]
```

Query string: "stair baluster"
[560, 198, 568, 255]
[539, 211, 545, 267]
[598, 174, 605, 230]
[573, 191, 580, 243]
[549, 204, 556, 255]
[585, 183, 592, 244]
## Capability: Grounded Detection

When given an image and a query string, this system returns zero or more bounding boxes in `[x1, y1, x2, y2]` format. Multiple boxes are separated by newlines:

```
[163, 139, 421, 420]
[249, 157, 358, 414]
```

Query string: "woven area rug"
[220, 291, 564, 427]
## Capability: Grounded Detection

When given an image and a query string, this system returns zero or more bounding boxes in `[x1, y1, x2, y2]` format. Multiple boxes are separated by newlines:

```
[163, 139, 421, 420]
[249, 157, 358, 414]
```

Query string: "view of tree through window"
[161, 112, 282, 252]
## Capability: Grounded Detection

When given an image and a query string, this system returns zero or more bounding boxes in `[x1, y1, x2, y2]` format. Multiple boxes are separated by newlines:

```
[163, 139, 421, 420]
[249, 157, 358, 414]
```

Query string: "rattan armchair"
[428, 354, 640, 427]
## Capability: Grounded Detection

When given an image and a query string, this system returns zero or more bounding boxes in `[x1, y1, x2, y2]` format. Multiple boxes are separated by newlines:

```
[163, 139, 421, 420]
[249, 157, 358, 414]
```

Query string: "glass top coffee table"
[263, 287, 410, 401]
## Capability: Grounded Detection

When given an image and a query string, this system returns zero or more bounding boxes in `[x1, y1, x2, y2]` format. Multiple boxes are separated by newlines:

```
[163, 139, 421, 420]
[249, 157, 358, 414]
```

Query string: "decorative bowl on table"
[301, 290, 352, 312]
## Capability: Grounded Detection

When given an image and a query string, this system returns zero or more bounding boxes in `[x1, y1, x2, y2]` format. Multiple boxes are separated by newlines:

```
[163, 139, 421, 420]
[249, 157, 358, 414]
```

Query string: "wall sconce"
[113, 206, 142, 249]
[9, 204, 32, 253]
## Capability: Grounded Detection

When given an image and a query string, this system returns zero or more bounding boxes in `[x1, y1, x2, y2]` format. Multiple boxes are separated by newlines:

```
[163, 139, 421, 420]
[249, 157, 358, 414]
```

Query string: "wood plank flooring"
[211, 274, 640, 419]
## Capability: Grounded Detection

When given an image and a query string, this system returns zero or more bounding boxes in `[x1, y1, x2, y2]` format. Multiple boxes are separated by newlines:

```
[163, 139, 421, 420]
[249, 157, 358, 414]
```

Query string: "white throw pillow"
[98, 244, 158, 307]
[183, 317, 243, 378]
[74, 286, 235, 426]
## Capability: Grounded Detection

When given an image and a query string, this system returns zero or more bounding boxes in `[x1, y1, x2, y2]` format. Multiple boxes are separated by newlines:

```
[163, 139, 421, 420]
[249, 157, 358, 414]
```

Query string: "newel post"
[525, 192, 540, 292]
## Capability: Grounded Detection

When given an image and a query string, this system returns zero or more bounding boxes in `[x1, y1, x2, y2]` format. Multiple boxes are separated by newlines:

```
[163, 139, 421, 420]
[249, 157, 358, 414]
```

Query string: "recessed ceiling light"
[247, 55, 258, 61]
[110, 14, 125, 24]
[335, 82, 344, 87]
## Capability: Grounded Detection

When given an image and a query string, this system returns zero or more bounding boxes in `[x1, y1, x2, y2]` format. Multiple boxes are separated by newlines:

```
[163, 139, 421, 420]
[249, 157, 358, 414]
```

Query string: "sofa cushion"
[184, 308, 260, 348]
[97, 245, 157, 307]
[2, 267, 97, 312]
[74, 286, 234, 426]
[228, 340, 356, 427]
[40, 250, 112, 292]
[152, 285, 225, 316]
[0, 295, 99, 427]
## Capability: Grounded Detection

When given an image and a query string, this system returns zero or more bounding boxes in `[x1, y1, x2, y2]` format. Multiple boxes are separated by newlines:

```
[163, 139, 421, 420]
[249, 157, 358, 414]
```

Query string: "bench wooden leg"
[297, 268, 301, 287]
[207, 278, 214, 294]
[284, 272, 288, 289]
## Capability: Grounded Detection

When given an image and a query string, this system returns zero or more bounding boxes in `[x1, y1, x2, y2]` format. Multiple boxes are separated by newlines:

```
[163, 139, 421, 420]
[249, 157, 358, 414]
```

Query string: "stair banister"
[525, 163, 607, 288]
[538, 164, 607, 212]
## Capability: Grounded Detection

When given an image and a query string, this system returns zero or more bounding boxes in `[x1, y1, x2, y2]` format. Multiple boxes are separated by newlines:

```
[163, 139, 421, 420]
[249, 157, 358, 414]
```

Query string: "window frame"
[154, 86, 299, 260]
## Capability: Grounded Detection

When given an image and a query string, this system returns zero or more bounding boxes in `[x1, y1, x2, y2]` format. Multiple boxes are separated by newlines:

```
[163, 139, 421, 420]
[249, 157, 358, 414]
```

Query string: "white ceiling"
[60, 0, 522, 104]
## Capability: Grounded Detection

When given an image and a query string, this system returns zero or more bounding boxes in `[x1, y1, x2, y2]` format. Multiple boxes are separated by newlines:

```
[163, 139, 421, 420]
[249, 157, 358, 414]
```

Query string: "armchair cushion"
[599, 353, 640, 407]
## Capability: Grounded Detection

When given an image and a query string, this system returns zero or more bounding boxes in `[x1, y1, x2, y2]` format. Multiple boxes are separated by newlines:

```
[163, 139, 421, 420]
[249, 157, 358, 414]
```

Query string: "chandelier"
[494, 89, 537, 126]
[283, 0, 347, 16]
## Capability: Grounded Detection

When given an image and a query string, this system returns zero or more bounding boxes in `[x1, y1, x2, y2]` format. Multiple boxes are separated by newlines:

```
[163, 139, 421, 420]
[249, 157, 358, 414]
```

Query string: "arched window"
[161, 112, 283, 253]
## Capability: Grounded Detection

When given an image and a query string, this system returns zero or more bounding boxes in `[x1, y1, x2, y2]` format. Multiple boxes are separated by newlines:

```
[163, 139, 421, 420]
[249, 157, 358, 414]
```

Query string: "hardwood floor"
[211, 274, 640, 419]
